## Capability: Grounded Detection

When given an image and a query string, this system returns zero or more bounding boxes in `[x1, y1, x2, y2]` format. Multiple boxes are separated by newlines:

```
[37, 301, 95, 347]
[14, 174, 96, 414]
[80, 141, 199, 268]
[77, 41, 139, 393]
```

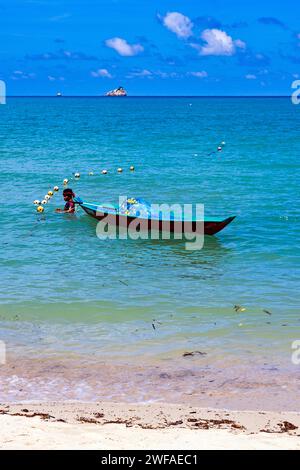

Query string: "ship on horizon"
[105, 86, 127, 97]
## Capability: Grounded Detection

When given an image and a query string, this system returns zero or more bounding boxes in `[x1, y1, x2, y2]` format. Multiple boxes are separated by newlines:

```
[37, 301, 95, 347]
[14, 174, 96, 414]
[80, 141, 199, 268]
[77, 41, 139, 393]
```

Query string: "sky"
[0, 0, 300, 95]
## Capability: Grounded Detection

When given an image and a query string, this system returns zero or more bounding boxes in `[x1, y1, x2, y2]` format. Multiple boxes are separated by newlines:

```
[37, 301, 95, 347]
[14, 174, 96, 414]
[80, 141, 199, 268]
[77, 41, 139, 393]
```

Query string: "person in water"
[55, 188, 76, 213]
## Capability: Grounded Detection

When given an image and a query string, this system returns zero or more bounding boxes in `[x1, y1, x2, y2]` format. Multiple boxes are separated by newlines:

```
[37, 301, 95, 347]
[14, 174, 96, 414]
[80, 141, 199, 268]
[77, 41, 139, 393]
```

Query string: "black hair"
[63, 188, 75, 197]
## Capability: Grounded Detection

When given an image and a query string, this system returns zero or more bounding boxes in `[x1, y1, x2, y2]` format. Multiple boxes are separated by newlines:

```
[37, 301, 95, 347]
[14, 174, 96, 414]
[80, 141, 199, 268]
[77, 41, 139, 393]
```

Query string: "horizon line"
[6, 95, 291, 98]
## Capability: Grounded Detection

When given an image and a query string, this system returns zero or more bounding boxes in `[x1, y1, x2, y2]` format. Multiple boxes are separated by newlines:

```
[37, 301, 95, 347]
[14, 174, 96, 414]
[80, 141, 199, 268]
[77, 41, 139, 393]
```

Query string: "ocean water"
[0, 97, 299, 408]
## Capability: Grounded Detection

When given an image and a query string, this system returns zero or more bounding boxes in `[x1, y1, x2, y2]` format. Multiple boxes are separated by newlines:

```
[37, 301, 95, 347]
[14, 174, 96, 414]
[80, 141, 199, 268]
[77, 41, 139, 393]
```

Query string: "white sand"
[0, 402, 299, 450]
[1, 415, 300, 450]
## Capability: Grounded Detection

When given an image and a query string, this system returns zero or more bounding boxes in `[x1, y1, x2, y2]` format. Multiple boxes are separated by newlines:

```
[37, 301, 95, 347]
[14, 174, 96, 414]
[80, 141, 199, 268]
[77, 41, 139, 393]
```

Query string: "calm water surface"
[0, 97, 299, 406]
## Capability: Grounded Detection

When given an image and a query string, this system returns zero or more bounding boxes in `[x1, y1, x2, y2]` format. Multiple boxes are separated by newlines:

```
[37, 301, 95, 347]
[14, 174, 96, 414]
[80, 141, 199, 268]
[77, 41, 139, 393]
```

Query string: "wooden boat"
[74, 197, 235, 236]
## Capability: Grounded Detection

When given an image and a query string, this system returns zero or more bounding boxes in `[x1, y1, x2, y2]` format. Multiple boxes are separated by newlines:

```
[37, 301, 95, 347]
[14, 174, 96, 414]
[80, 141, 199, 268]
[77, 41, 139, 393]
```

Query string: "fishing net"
[119, 198, 155, 218]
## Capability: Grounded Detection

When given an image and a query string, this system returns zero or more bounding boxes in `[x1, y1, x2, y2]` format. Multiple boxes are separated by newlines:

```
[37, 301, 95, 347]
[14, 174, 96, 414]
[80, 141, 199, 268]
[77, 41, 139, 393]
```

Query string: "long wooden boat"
[74, 198, 235, 236]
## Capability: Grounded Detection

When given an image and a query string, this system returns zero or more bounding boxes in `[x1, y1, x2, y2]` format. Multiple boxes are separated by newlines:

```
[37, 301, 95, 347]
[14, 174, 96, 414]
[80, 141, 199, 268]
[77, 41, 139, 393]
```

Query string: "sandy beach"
[0, 402, 299, 450]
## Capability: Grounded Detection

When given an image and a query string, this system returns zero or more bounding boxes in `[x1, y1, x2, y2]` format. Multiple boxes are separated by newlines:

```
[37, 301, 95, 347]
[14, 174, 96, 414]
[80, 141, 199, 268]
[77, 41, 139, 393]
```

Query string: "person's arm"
[67, 201, 75, 213]
[55, 201, 75, 213]
[65, 206, 75, 213]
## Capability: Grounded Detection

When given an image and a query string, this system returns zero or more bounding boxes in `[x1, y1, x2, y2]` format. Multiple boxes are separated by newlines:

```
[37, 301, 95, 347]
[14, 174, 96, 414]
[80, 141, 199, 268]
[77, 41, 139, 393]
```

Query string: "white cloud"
[155, 71, 179, 79]
[194, 29, 245, 56]
[48, 75, 65, 81]
[91, 68, 112, 78]
[234, 39, 246, 50]
[188, 71, 208, 78]
[127, 69, 152, 78]
[11, 70, 35, 80]
[245, 74, 257, 80]
[162, 12, 193, 39]
[105, 37, 144, 56]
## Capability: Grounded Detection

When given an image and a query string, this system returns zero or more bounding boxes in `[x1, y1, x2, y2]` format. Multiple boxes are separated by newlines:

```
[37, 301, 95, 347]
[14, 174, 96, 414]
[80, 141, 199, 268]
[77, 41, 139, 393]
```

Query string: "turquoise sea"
[0, 97, 299, 409]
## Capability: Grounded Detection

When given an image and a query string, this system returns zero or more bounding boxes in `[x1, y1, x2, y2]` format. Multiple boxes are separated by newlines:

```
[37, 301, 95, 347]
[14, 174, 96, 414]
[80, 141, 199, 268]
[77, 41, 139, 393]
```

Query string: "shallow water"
[0, 97, 299, 406]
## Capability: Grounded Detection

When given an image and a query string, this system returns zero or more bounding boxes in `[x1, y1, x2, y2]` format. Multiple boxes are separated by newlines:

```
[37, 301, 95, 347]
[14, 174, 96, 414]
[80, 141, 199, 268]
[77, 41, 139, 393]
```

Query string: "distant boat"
[105, 86, 127, 97]
[56, 92, 62, 97]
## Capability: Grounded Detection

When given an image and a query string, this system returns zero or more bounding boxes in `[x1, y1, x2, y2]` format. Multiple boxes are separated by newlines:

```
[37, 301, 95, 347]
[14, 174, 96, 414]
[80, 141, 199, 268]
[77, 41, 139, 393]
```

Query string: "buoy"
[117, 168, 123, 173]
[217, 146, 222, 151]
[41, 199, 47, 205]
[63, 178, 68, 185]
[74, 172, 80, 178]
[33, 200, 40, 205]
[37, 205, 44, 213]
[45, 194, 51, 201]
[53, 186, 59, 192]
[48, 190, 53, 197]
[221, 141, 226, 146]
[89, 171, 94, 176]
[102, 170, 108, 175]
[130, 166, 135, 171]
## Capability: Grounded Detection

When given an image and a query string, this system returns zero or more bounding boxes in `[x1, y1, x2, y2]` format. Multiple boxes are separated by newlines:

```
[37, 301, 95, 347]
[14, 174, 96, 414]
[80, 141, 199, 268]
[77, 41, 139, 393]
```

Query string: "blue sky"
[1, 0, 299, 95]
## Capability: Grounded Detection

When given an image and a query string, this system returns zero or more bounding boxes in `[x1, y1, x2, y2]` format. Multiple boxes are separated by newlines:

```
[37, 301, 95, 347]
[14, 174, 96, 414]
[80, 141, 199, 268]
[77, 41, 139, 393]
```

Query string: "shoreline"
[0, 402, 299, 450]
[1, 354, 299, 411]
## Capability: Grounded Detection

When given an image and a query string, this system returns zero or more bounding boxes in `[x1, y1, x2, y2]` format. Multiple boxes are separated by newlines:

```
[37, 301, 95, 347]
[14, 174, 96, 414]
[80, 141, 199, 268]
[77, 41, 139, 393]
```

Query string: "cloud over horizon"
[192, 29, 246, 56]
[188, 71, 208, 78]
[91, 68, 112, 78]
[105, 38, 144, 56]
[162, 12, 194, 39]
[26, 49, 98, 61]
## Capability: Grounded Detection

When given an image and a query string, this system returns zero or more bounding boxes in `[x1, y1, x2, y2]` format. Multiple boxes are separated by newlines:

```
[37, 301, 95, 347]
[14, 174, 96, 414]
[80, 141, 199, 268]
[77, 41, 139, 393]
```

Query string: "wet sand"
[2, 354, 299, 449]
[1, 355, 300, 411]
[0, 402, 299, 450]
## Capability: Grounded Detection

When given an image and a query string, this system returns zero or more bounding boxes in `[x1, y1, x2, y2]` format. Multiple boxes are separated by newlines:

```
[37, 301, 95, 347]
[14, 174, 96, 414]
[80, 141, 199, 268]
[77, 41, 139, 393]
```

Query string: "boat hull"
[79, 204, 235, 236]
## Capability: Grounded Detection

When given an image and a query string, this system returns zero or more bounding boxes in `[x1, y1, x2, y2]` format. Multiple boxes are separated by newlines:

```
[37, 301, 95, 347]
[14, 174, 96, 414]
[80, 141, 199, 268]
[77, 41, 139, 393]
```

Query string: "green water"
[0, 97, 299, 402]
